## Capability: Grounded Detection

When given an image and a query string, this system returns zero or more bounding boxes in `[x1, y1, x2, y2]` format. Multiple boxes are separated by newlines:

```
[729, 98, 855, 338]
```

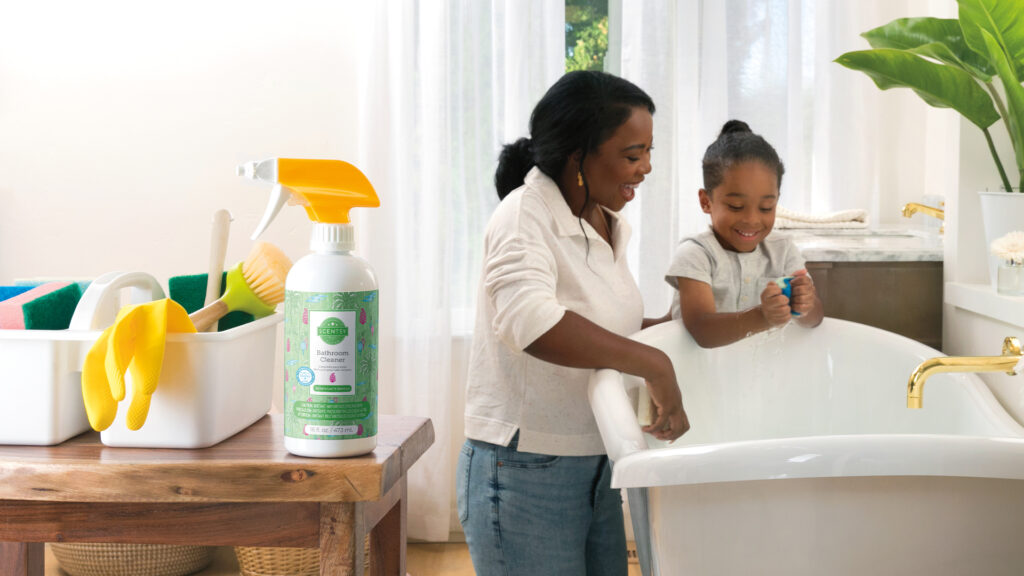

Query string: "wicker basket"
[50, 543, 214, 576]
[235, 537, 370, 576]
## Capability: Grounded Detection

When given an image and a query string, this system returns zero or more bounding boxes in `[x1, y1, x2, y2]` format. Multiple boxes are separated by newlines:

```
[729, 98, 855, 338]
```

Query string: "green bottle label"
[284, 289, 377, 440]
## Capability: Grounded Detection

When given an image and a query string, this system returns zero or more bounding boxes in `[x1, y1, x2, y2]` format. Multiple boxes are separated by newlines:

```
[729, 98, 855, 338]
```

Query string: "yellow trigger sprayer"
[240, 158, 379, 239]
[238, 158, 380, 458]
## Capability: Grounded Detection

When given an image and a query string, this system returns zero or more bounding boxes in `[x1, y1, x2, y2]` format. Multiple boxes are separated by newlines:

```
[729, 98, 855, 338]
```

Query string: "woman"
[458, 70, 689, 575]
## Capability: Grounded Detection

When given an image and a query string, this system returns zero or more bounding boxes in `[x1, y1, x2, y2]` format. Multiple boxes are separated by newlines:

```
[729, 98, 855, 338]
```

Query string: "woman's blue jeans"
[457, 435, 627, 576]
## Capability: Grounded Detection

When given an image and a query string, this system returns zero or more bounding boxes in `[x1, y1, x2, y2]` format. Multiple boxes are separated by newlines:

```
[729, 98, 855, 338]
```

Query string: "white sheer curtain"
[355, 0, 563, 541]
[611, 0, 959, 314]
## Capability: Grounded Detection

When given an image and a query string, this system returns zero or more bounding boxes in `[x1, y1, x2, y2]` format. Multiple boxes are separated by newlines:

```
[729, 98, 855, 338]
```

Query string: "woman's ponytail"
[495, 138, 535, 200]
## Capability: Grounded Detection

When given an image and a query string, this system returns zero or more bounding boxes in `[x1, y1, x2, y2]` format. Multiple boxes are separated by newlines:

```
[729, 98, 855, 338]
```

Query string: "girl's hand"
[788, 269, 817, 316]
[760, 282, 791, 326]
[641, 352, 690, 442]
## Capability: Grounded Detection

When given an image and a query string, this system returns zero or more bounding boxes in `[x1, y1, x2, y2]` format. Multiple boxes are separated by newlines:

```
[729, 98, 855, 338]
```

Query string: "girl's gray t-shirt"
[665, 228, 806, 317]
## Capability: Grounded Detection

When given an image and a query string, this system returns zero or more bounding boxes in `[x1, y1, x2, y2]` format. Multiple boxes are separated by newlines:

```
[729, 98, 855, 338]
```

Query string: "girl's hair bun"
[702, 119, 784, 192]
[719, 119, 751, 137]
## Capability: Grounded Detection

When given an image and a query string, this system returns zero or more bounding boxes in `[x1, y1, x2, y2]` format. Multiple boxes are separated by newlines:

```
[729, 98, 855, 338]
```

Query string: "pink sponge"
[0, 282, 83, 330]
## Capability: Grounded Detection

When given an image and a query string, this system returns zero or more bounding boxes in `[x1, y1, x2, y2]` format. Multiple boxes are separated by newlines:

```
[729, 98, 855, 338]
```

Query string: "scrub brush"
[189, 241, 292, 332]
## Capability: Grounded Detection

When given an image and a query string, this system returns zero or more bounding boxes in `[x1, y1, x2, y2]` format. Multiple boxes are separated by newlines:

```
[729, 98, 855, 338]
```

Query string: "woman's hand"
[523, 311, 691, 441]
[640, 351, 690, 442]
[759, 282, 791, 326]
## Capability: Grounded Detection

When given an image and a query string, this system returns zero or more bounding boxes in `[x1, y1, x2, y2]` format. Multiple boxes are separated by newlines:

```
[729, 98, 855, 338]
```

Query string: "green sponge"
[0, 282, 83, 330]
[169, 272, 254, 331]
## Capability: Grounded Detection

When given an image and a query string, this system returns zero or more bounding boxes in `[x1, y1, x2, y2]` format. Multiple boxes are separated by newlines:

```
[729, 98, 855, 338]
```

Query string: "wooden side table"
[0, 414, 433, 576]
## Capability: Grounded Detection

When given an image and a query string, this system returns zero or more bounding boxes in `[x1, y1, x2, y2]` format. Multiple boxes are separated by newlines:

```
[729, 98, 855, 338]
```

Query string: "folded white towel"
[775, 207, 869, 229]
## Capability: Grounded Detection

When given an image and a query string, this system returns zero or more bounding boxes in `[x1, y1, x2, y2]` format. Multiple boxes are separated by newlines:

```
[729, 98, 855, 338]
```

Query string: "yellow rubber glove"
[82, 298, 196, 431]
[82, 328, 116, 431]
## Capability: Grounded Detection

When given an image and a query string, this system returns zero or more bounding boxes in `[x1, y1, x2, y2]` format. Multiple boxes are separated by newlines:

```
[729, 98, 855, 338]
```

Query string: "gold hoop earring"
[577, 171, 584, 187]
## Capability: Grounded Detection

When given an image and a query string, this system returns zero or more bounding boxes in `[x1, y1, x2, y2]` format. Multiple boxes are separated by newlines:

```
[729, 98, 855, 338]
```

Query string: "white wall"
[946, 116, 1014, 286]
[0, 1, 368, 410]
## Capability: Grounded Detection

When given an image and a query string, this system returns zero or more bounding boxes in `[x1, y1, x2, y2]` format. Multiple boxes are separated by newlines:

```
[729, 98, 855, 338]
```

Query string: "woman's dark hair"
[494, 70, 655, 202]
[702, 120, 785, 193]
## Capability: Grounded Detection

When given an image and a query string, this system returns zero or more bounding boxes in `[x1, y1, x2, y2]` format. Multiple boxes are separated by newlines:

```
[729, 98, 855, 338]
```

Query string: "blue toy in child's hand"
[775, 276, 800, 316]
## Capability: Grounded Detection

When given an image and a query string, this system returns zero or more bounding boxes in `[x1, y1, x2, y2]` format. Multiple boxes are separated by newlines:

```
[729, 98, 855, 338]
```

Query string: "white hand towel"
[775, 207, 869, 229]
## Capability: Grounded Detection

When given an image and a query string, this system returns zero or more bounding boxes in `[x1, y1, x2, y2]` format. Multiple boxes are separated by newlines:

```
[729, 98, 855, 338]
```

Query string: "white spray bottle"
[241, 158, 380, 458]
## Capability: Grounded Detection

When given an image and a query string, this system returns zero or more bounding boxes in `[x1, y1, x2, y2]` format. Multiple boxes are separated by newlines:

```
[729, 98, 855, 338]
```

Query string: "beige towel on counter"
[775, 207, 869, 229]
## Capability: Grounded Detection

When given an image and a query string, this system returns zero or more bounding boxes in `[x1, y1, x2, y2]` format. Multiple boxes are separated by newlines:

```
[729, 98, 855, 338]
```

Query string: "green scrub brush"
[188, 242, 292, 331]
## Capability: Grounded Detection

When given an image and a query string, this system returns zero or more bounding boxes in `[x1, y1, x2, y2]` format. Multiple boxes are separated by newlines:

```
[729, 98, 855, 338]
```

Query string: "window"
[566, 0, 608, 72]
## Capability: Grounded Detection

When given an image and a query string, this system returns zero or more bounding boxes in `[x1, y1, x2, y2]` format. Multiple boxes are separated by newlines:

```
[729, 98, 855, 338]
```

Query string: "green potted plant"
[835, 0, 1024, 286]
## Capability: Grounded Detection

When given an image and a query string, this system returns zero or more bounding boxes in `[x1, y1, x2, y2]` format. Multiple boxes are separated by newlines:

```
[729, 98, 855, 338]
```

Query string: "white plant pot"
[979, 191, 1024, 288]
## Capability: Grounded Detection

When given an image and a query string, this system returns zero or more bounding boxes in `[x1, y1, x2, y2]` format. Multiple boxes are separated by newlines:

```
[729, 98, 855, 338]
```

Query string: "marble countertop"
[785, 227, 944, 263]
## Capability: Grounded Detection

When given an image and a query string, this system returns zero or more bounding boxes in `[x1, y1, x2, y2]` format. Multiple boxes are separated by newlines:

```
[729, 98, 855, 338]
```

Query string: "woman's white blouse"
[464, 167, 644, 456]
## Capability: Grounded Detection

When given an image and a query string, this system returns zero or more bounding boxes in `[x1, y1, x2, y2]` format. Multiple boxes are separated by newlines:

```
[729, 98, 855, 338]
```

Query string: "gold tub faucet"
[906, 337, 1022, 408]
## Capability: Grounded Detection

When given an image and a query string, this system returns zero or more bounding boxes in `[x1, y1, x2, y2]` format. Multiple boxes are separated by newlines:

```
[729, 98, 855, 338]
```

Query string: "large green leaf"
[835, 48, 1000, 129]
[981, 28, 1024, 184]
[863, 17, 994, 80]
[959, 0, 1024, 79]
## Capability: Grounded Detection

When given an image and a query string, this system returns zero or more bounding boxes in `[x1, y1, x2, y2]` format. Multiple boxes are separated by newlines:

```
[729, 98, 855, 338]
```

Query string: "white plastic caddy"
[0, 271, 280, 448]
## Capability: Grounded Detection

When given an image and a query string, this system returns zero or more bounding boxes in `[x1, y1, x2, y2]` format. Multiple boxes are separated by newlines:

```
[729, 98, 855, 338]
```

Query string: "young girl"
[666, 120, 823, 348]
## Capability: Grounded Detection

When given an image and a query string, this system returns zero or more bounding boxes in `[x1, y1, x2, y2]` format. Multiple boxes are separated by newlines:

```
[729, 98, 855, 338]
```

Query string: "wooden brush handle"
[189, 300, 228, 332]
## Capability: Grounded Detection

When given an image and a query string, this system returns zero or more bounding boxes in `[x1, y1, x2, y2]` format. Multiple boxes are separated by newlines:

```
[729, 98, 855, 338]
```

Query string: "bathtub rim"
[588, 318, 1024, 489]
[610, 432, 1024, 488]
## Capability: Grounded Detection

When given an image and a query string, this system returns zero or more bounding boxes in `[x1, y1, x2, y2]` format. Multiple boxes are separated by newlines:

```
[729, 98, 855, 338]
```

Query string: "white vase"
[978, 191, 1024, 288]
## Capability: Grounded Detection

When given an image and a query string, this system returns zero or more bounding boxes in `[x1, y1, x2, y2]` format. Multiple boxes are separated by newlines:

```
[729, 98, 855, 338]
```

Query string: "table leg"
[369, 477, 407, 576]
[0, 542, 43, 576]
[320, 501, 364, 576]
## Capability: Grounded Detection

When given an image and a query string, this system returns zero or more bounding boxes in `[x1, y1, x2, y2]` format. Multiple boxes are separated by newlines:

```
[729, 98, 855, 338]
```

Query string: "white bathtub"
[588, 318, 1024, 576]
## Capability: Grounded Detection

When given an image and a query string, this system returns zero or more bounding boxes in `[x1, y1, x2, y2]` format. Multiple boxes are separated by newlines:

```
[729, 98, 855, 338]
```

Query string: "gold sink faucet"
[901, 202, 945, 234]
[907, 337, 1021, 408]
[901, 202, 944, 221]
